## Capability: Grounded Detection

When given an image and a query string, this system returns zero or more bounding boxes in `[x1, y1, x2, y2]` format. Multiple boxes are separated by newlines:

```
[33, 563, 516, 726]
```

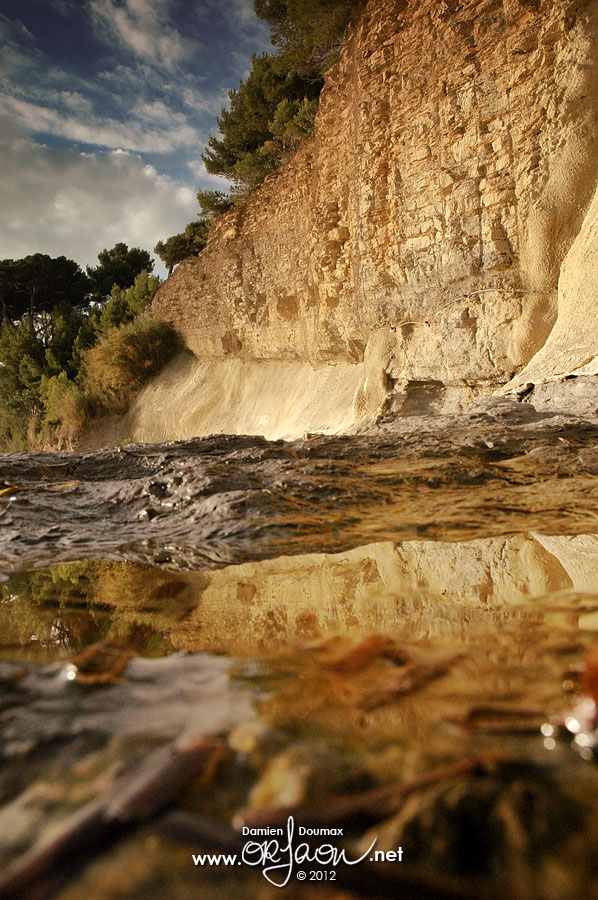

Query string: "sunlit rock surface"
[125, 352, 364, 443]
[505, 176, 598, 409]
[134, 0, 598, 445]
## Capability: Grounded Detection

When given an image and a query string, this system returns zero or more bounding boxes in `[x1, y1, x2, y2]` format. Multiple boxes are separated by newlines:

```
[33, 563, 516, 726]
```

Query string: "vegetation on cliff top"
[154, 0, 361, 273]
[86, 243, 154, 302]
[202, 0, 362, 196]
[153, 220, 211, 275]
[0, 249, 180, 451]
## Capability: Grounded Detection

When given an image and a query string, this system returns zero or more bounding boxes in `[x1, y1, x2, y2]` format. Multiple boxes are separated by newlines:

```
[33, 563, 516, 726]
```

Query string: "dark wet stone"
[2, 410, 598, 574]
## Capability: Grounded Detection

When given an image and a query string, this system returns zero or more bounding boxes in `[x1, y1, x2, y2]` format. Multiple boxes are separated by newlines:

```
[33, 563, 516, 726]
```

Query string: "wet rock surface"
[2, 404, 598, 574]
[2, 616, 598, 900]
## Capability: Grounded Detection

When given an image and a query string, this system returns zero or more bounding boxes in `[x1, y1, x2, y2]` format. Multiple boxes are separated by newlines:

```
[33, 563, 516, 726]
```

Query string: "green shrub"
[199, 1, 361, 198]
[154, 222, 211, 274]
[196, 190, 233, 217]
[269, 96, 319, 159]
[39, 372, 90, 439]
[0, 317, 45, 448]
[83, 317, 182, 413]
[202, 52, 322, 197]
[0, 255, 177, 451]
[87, 243, 154, 302]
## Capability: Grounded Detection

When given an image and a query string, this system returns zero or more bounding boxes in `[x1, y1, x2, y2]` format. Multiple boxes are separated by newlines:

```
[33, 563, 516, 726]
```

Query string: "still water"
[3, 413, 598, 899]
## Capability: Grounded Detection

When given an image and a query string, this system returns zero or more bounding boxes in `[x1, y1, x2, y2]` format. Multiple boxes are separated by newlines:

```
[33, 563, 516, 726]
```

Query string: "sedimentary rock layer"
[148, 0, 598, 438]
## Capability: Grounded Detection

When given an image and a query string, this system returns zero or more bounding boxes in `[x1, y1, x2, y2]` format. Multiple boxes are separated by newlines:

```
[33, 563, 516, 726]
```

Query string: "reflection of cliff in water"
[4, 408, 598, 899]
[4, 532, 598, 900]
[5, 533, 598, 659]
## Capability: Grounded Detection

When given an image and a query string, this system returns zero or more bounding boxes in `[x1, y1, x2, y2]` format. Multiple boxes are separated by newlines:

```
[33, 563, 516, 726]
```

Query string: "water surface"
[3, 410, 598, 899]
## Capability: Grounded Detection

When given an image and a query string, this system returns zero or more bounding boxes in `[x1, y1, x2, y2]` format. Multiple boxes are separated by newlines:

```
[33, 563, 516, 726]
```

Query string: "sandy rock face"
[505, 175, 598, 409]
[150, 0, 598, 437]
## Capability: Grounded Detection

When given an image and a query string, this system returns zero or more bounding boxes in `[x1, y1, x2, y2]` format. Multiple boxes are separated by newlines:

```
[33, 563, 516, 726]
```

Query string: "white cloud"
[231, 0, 264, 27]
[0, 0, 274, 279]
[179, 83, 229, 116]
[1, 95, 204, 154]
[193, 0, 270, 45]
[0, 12, 36, 45]
[0, 2, 268, 161]
[0, 117, 198, 274]
[59, 91, 94, 116]
[134, 99, 178, 122]
[88, 0, 190, 72]
[48, 0, 77, 14]
[0, 13, 43, 81]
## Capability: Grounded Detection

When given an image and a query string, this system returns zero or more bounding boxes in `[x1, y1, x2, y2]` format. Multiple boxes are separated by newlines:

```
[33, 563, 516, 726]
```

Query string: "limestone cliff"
[134, 0, 598, 442]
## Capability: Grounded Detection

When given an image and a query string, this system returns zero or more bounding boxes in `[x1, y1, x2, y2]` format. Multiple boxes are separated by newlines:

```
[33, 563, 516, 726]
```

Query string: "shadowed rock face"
[139, 0, 598, 446]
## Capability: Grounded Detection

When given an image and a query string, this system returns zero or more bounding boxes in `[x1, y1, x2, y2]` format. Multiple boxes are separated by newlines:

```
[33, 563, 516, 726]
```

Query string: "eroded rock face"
[126, 351, 365, 442]
[149, 0, 598, 438]
[505, 176, 598, 407]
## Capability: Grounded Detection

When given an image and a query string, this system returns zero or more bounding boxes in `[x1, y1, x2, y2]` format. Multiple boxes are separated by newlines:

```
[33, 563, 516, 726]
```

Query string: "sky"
[0, 0, 271, 276]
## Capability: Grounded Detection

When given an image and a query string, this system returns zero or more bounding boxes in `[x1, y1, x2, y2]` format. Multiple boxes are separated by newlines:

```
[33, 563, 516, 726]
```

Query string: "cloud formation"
[1, 95, 204, 154]
[0, 1, 270, 270]
[0, 118, 198, 273]
[88, 0, 190, 72]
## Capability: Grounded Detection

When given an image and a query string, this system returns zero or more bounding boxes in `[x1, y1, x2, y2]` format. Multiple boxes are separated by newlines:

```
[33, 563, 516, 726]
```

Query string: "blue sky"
[0, 0, 271, 275]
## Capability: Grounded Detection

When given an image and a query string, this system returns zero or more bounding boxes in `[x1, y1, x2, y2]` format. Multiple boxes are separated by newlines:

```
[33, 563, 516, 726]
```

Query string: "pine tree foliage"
[87, 243, 154, 301]
[154, 221, 211, 274]
[0, 269, 170, 449]
[202, 0, 361, 197]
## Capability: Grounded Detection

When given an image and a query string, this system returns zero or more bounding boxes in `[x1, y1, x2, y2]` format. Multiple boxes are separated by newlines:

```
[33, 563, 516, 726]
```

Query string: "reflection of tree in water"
[0, 561, 188, 661]
[0, 563, 101, 660]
